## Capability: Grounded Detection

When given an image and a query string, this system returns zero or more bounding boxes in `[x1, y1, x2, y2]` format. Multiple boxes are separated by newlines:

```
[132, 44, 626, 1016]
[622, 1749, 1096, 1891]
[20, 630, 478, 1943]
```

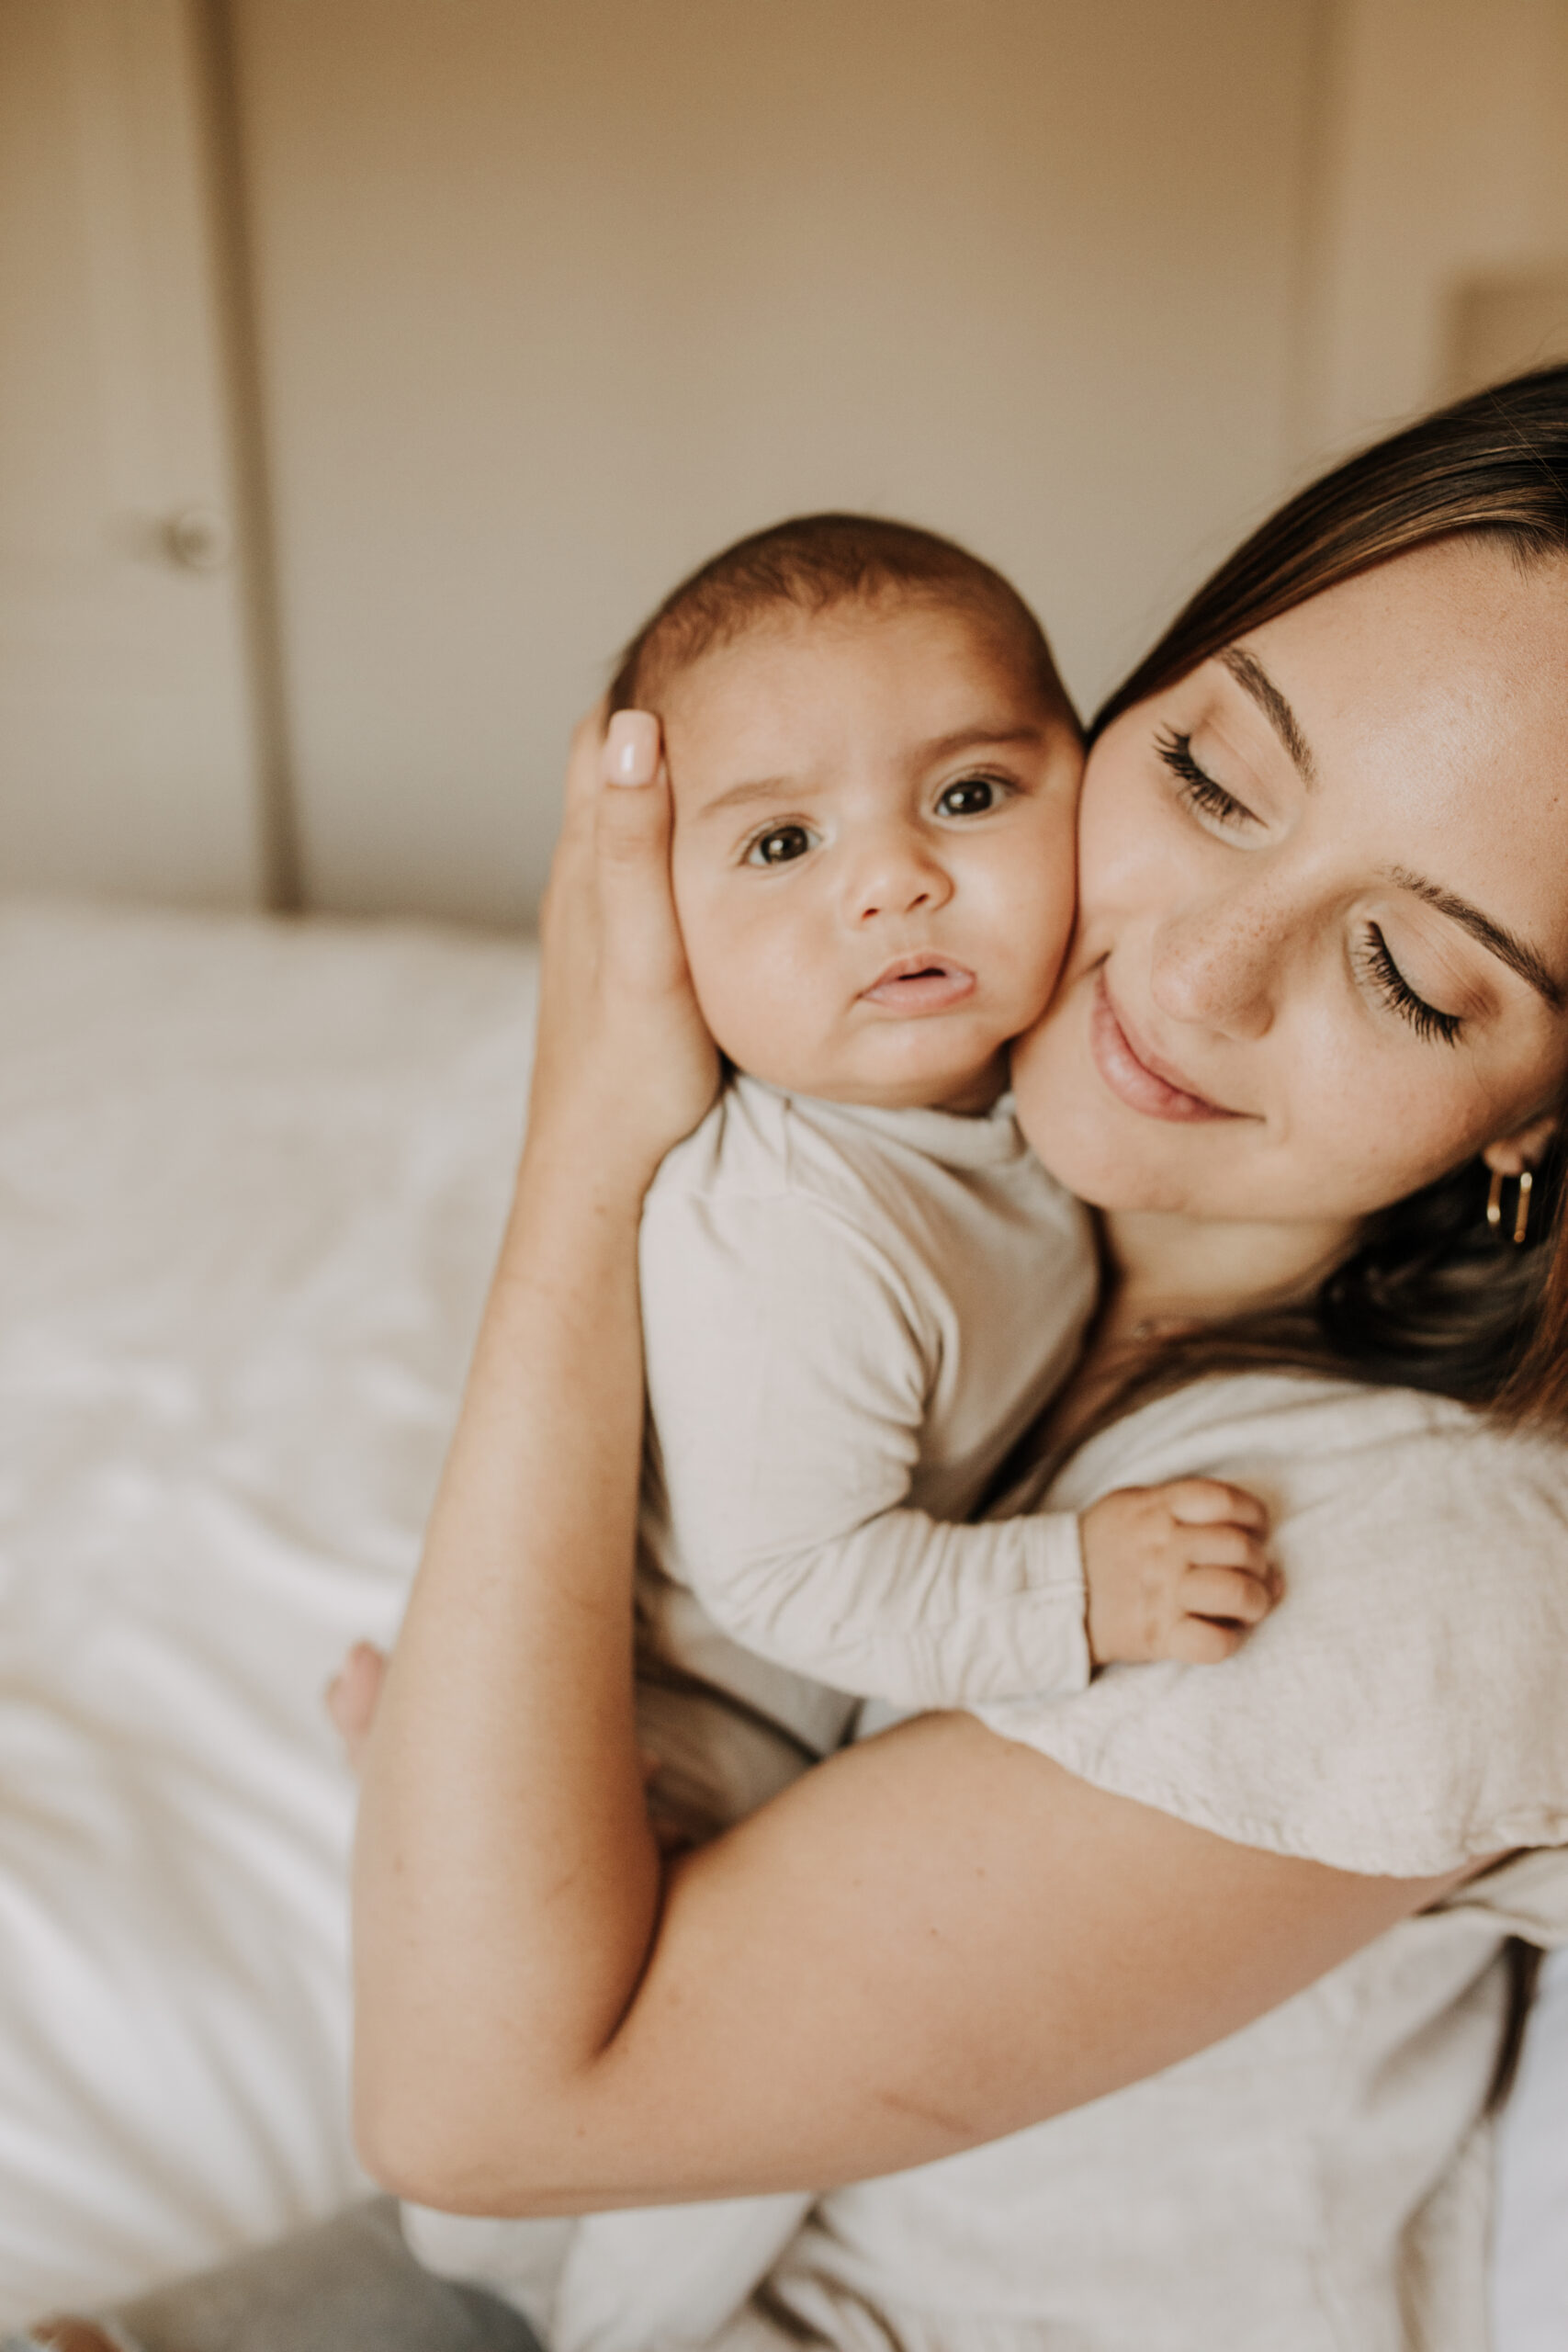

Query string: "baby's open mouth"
[859, 956, 977, 1012]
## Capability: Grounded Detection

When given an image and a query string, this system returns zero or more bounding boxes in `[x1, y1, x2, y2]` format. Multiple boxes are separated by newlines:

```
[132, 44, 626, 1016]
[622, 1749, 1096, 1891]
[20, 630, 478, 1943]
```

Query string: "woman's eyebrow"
[1219, 648, 1316, 781]
[1390, 867, 1564, 1009]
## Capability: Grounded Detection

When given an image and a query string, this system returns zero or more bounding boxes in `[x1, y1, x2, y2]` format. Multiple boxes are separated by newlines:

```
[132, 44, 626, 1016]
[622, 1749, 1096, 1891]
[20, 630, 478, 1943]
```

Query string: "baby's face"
[660, 597, 1082, 1113]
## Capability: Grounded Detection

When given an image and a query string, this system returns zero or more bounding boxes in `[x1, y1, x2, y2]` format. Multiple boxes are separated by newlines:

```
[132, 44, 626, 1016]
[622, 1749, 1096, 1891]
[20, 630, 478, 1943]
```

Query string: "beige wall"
[6, 2, 1564, 924]
[231, 0, 1325, 925]
[1303, 0, 1568, 451]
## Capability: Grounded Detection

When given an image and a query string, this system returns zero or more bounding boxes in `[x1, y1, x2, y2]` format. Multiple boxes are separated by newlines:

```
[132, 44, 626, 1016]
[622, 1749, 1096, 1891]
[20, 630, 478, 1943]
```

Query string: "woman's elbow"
[352, 2065, 566, 2215]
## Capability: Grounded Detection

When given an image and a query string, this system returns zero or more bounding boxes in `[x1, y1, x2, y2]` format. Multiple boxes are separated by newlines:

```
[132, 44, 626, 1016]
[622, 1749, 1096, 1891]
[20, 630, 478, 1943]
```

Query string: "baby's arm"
[675, 1488, 1271, 1706]
[643, 1188, 1271, 1711]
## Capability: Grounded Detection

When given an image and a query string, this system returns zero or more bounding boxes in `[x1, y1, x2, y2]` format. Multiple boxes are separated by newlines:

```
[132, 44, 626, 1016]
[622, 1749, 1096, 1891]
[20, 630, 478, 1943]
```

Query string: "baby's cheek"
[684, 911, 817, 1076]
[1000, 854, 1077, 1012]
[674, 894, 754, 1043]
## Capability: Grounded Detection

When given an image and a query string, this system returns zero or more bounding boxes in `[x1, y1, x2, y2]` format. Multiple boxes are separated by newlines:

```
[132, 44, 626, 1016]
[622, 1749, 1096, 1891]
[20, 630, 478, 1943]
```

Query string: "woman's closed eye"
[744, 820, 818, 868]
[1156, 729, 1259, 832]
[1355, 924, 1463, 1046]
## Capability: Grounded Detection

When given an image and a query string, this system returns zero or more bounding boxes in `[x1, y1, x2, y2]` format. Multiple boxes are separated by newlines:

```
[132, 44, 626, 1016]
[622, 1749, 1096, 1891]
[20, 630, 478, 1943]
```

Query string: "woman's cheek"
[1077, 774, 1188, 936]
[1303, 1053, 1483, 1213]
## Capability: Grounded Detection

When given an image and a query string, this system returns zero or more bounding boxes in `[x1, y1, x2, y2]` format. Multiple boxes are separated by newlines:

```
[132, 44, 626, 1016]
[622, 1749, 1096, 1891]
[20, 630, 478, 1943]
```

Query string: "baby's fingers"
[1180, 1521, 1272, 1576]
[1182, 1565, 1274, 1626]
[1166, 1616, 1247, 1667]
[1160, 1478, 1269, 1532]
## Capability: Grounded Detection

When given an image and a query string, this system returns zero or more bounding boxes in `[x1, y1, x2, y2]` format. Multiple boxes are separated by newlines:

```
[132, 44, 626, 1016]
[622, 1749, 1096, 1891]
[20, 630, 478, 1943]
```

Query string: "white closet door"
[0, 0, 263, 904]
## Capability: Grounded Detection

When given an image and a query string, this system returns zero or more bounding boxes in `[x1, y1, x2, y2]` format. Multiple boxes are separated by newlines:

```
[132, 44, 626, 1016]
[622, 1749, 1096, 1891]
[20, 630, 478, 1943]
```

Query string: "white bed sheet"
[0, 900, 534, 2324]
[0, 897, 1562, 2337]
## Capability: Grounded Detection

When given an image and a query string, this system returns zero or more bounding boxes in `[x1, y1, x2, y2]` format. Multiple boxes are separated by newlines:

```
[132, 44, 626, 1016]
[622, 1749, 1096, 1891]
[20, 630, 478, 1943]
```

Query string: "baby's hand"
[1080, 1479, 1275, 1668]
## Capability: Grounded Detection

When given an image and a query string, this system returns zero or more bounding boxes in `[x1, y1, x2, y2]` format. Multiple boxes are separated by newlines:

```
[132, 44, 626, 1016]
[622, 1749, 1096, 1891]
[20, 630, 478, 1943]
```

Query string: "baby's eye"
[936, 776, 1001, 818]
[745, 822, 816, 867]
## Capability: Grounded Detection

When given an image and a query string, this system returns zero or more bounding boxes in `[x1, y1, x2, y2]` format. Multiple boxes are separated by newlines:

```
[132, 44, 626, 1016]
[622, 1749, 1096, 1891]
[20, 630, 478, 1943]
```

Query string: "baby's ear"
[1482, 1111, 1559, 1177]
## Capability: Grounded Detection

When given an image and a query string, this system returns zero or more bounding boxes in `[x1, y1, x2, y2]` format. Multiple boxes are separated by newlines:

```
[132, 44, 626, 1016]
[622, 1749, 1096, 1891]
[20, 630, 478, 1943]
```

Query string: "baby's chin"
[723, 1035, 1011, 1114]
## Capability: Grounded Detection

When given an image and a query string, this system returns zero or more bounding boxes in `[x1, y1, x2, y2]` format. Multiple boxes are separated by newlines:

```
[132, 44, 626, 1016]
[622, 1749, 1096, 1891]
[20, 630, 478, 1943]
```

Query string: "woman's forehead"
[1238, 539, 1568, 899]
[1246, 537, 1568, 747]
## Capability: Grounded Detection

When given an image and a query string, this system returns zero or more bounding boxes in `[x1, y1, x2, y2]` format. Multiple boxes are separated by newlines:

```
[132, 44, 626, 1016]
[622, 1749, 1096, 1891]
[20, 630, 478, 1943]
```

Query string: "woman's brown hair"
[1088, 364, 1568, 1434]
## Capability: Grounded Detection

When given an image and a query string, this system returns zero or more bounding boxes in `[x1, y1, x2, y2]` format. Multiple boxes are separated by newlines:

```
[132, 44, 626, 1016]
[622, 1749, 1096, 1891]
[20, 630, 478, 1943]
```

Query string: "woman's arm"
[351, 716, 1461, 2218]
[352, 707, 716, 2183]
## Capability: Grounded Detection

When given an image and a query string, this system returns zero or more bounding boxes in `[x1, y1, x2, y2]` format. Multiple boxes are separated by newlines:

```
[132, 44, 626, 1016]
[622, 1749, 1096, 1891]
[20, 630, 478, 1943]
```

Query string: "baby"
[370, 514, 1274, 2351]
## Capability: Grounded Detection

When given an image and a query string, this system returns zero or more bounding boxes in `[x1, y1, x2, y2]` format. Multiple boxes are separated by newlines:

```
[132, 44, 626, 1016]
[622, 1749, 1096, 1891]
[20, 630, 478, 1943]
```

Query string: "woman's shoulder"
[976, 1372, 1568, 1876]
[1055, 1365, 1551, 1493]
[1055, 1370, 1567, 1559]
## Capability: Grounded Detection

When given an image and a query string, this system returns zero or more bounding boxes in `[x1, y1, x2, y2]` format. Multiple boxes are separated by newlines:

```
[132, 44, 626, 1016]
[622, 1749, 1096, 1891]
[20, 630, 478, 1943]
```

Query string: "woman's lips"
[860, 955, 977, 1013]
[1088, 972, 1243, 1124]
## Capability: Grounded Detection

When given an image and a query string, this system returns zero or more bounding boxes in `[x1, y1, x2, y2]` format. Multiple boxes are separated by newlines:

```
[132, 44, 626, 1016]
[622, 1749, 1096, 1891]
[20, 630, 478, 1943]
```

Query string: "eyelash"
[1155, 729, 1257, 827]
[1155, 729, 1463, 1047]
[1356, 925, 1462, 1046]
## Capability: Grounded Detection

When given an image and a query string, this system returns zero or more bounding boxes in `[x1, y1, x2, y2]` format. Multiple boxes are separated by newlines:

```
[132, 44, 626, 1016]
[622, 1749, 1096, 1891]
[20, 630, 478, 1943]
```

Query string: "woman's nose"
[1148, 897, 1281, 1038]
[843, 828, 953, 924]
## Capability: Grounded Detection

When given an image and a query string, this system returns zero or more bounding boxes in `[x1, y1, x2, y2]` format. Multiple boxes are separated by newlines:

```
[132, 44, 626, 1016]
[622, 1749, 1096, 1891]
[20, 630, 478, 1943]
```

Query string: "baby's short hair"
[608, 512, 1073, 725]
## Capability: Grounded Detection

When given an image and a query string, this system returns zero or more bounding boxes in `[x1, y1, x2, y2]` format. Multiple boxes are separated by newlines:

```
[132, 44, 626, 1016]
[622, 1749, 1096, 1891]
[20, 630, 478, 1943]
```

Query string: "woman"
[36, 371, 1568, 2351]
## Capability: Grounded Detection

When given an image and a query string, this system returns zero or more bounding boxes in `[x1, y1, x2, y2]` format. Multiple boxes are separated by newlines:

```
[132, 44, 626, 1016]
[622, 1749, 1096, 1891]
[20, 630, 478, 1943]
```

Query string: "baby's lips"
[859, 956, 977, 1012]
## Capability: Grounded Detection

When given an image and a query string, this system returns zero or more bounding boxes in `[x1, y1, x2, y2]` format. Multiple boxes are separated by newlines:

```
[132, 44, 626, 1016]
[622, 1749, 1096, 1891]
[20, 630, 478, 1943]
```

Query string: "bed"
[0, 897, 1562, 2341]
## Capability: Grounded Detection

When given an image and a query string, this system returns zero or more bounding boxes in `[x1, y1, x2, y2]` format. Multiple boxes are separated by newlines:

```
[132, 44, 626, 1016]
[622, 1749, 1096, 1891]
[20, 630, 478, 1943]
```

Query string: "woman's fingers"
[604, 709, 660, 787]
[528, 702, 718, 1176]
[594, 730, 689, 998]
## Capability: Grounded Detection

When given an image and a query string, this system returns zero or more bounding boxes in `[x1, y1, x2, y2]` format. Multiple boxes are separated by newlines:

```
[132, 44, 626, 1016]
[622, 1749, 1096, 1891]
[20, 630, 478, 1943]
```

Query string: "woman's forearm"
[352, 1126, 662, 2199]
[354, 709, 716, 2199]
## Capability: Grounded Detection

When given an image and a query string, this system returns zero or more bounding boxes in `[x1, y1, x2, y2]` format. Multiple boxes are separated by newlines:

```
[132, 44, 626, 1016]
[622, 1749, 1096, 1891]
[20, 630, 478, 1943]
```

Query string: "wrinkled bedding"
[0, 900, 535, 2323]
[0, 897, 1561, 2340]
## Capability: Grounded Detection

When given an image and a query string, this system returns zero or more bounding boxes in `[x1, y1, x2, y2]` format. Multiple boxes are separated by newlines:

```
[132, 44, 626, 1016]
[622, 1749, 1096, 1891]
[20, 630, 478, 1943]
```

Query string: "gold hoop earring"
[1515, 1168, 1534, 1246]
[1486, 1166, 1534, 1246]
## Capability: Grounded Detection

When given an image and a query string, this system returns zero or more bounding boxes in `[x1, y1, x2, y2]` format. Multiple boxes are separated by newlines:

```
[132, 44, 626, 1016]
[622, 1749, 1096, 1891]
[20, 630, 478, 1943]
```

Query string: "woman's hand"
[528, 707, 718, 1201]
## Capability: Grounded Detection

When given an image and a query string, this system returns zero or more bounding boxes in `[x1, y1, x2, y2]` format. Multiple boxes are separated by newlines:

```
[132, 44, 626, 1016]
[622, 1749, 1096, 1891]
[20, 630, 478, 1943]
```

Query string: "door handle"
[163, 506, 233, 571]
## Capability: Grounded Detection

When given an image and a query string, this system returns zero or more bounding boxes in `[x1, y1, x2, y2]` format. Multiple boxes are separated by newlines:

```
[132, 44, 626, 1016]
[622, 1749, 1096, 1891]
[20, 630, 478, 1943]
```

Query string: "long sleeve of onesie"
[639, 1181, 1091, 1710]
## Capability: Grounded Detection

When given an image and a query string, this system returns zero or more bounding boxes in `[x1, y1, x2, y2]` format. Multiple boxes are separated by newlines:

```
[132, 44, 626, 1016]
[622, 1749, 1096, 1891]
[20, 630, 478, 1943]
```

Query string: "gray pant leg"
[90, 2199, 542, 2352]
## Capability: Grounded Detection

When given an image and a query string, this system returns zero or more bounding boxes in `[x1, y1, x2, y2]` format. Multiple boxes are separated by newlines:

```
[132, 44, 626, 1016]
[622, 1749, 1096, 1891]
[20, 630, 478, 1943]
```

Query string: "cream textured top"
[717, 1374, 1568, 2352]
[635, 1075, 1099, 1744]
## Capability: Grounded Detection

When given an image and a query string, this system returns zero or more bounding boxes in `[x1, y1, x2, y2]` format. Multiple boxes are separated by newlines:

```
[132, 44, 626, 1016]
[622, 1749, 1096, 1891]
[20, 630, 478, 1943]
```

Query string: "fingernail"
[606, 709, 659, 786]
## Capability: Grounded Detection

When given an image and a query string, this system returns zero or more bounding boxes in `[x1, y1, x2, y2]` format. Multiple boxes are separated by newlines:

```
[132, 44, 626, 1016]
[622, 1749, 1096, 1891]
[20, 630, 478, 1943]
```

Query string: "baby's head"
[612, 514, 1082, 1114]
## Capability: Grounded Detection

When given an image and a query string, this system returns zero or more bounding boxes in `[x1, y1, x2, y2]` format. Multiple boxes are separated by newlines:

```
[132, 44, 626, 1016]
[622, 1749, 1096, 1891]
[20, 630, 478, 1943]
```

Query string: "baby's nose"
[848, 834, 951, 922]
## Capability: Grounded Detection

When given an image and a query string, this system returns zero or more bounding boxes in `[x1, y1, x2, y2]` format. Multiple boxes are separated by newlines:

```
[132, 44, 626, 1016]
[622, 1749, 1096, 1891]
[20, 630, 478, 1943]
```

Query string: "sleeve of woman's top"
[971, 1374, 1568, 1877]
[638, 1185, 1090, 1709]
